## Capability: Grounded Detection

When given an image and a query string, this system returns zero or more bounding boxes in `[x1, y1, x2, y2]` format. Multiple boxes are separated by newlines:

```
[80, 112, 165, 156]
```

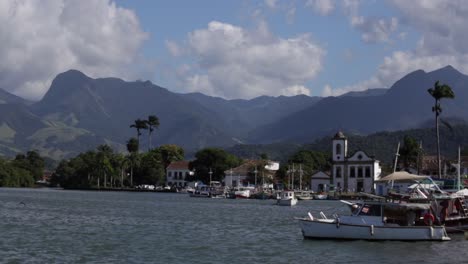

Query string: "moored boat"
[298, 200, 450, 241]
[314, 193, 328, 200]
[296, 191, 314, 200]
[277, 190, 298, 206]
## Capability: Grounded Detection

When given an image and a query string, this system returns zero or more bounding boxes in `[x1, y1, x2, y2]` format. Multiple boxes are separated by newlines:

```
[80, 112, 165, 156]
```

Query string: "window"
[365, 167, 371, 178]
[349, 166, 355, 178]
[336, 167, 342, 178]
[336, 143, 342, 155]
[168, 171, 172, 178]
[357, 167, 363, 178]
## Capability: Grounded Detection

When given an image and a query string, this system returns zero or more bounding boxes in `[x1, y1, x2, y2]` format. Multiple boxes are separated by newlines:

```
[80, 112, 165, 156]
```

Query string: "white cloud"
[286, 7, 296, 24]
[281, 85, 311, 96]
[0, 0, 147, 100]
[352, 16, 399, 43]
[306, 0, 335, 16]
[165, 40, 183, 57]
[321, 77, 380, 97]
[265, 0, 278, 9]
[179, 21, 325, 99]
[324, 0, 468, 96]
[341, 0, 398, 43]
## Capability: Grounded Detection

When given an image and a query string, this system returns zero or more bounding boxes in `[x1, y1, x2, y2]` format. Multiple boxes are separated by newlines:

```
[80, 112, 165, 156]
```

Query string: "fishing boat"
[297, 200, 450, 241]
[277, 190, 298, 206]
[234, 186, 255, 199]
[295, 191, 314, 200]
[314, 193, 328, 200]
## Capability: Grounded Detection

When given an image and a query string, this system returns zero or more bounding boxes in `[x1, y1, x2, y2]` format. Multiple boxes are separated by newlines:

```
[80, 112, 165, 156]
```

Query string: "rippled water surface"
[1, 188, 468, 263]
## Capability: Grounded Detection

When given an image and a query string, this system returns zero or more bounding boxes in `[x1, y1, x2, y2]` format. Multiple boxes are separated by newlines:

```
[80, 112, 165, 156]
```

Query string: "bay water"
[1, 188, 467, 263]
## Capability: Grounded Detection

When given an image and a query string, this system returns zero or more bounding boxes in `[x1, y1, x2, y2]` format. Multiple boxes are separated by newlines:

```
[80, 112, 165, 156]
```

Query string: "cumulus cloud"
[352, 16, 398, 43]
[265, 0, 278, 9]
[324, 0, 468, 96]
[306, 0, 335, 16]
[0, 0, 147, 100]
[178, 21, 325, 99]
[342, 0, 398, 43]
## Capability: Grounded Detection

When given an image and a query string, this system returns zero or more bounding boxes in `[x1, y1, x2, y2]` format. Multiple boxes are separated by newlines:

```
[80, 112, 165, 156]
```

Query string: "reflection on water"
[0, 188, 467, 263]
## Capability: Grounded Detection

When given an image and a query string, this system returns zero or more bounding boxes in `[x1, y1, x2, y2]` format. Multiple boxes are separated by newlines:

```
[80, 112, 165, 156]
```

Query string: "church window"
[350, 166, 355, 178]
[336, 167, 342, 178]
[336, 143, 341, 155]
[357, 167, 363, 178]
[365, 167, 371, 178]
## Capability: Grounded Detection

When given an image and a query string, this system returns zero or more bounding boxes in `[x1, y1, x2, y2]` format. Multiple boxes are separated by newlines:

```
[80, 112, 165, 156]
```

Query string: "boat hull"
[277, 198, 298, 206]
[299, 219, 450, 241]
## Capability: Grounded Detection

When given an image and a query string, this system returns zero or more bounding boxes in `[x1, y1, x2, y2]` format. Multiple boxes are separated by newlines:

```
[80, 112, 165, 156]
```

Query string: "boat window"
[359, 204, 382, 216]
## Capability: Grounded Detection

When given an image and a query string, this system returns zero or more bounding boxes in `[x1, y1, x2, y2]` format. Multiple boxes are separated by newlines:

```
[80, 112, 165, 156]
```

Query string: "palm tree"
[130, 119, 148, 152]
[96, 145, 114, 188]
[126, 137, 139, 187]
[146, 115, 160, 151]
[427, 80, 455, 178]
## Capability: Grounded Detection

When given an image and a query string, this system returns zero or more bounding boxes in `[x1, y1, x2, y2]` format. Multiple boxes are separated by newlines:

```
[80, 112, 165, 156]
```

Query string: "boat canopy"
[376, 171, 429, 182]
[384, 202, 431, 211]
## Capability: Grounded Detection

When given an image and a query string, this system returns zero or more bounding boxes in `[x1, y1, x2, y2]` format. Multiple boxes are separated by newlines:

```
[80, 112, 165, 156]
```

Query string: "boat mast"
[254, 166, 258, 187]
[299, 164, 303, 191]
[392, 142, 400, 189]
[292, 163, 295, 190]
[458, 146, 461, 191]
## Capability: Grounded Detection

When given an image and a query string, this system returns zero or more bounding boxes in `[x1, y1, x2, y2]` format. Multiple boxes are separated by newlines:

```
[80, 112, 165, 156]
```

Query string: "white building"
[310, 171, 331, 192]
[331, 131, 382, 193]
[166, 161, 191, 187]
[224, 160, 279, 188]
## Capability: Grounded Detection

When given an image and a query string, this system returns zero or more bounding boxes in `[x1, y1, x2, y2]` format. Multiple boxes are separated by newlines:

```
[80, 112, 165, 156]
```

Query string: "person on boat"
[440, 200, 449, 223]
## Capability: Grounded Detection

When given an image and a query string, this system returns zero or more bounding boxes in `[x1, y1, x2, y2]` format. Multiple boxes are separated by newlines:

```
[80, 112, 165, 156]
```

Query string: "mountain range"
[0, 65, 466, 160]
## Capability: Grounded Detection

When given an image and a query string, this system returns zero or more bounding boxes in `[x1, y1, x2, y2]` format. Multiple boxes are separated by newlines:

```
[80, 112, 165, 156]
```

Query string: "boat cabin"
[344, 201, 433, 227]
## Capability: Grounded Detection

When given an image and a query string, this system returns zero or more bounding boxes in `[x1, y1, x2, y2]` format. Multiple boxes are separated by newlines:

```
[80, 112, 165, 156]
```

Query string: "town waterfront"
[1, 188, 467, 263]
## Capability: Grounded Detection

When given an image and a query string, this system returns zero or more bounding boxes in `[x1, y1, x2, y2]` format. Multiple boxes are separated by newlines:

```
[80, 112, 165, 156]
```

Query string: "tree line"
[0, 151, 45, 187]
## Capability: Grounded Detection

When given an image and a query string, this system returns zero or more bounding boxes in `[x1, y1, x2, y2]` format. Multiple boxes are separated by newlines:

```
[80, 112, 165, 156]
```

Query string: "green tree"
[189, 148, 241, 184]
[137, 150, 165, 186]
[146, 115, 160, 151]
[130, 119, 148, 151]
[96, 145, 114, 188]
[399, 135, 421, 171]
[126, 137, 140, 187]
[280, 150, 330, 189]
[156, 144, 184, 172]
[428, 81, 455, 178]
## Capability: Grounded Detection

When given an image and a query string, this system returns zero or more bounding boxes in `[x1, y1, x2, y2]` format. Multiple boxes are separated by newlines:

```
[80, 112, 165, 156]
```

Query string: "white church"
[331, 131, 382, 193]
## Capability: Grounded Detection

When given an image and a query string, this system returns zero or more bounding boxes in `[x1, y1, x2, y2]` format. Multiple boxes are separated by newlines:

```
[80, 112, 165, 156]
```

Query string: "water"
[1, 188, 467, 263]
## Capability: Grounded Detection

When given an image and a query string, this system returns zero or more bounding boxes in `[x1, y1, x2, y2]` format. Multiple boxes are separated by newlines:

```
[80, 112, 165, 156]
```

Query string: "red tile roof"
[167, 161, 190, 170]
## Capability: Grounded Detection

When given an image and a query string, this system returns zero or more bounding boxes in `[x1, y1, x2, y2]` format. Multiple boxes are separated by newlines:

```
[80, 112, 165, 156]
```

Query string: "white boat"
[296, 191, 314, 200]
[277, 191, 298, 206]
[298, 200, 450, 241]
[314, 193, 328, 200]
[234, 186, 254, 199]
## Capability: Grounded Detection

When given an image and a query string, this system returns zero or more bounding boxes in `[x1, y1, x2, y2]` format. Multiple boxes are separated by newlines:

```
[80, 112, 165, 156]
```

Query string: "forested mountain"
[247, 66, 468, 143]
[0, 70, 320, 159]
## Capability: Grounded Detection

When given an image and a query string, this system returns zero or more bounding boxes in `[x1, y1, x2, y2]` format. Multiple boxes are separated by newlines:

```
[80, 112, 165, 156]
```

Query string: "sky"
[1, 0, 468, 101]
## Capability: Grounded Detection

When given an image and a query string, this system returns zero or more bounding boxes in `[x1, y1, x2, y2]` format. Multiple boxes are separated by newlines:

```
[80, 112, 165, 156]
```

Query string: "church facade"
[331, 131, 382, 193]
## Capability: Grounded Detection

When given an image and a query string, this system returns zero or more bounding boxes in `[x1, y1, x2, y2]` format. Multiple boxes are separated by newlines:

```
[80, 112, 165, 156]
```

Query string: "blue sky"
[1, 0, 467, 100]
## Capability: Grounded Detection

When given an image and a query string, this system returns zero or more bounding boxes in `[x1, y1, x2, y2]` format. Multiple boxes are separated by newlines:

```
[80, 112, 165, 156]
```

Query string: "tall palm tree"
[126, 137, 139, 187]
[146, 115, 160, 151]
[427, 80, 455, 178]
[130, 119, 148, 152]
